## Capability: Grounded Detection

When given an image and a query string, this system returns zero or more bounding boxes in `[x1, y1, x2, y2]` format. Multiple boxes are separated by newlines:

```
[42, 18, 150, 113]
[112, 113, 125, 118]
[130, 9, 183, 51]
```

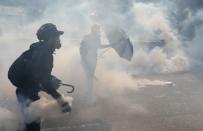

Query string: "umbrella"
[104, 27, 134, 61]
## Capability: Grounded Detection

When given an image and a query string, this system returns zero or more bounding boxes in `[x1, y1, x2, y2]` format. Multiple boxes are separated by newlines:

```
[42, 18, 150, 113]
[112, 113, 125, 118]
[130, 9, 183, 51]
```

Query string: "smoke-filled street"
[40, 67, 203, 131]
[0, 0, 203, 131]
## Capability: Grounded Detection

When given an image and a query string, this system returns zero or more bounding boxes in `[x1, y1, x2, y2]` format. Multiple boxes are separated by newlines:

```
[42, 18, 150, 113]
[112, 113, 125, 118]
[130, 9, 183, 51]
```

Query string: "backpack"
[8, 49, 35, 87]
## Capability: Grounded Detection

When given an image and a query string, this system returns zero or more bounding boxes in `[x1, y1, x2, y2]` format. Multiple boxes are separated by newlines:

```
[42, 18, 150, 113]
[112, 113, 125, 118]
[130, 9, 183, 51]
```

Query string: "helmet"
[36, 23, 64, 41]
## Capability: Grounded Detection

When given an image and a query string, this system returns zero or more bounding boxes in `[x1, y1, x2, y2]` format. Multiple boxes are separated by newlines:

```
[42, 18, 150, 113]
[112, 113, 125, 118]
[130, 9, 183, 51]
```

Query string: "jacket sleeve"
[38, 53, 61, 99]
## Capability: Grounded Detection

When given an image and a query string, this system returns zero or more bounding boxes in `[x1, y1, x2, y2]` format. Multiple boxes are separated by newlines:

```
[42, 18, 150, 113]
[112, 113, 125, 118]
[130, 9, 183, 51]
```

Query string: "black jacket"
[16, 41, 61, 101]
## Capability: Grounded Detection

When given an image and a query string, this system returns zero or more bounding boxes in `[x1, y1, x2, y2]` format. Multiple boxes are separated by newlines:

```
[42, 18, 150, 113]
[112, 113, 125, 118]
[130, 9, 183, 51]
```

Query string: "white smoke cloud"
[0, 107, 24, 131]
[1, 0, 202, 130]
[129, 3, 189, 73]
[131, 48, 189, 73]
[133, 3, 180, 49]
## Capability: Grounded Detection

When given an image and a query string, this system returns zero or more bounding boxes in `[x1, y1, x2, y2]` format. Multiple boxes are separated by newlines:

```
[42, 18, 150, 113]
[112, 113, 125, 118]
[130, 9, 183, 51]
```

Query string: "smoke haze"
[0, 0, 203, 130]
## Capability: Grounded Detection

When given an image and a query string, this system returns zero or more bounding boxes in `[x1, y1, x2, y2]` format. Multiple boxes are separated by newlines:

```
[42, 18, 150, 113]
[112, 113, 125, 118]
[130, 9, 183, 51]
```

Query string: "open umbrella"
[104, 27, 134, 61]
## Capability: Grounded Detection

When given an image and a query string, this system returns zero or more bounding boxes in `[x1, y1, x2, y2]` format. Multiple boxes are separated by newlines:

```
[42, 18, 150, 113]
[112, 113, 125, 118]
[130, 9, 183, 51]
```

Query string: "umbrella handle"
[59, 83, 75, 93]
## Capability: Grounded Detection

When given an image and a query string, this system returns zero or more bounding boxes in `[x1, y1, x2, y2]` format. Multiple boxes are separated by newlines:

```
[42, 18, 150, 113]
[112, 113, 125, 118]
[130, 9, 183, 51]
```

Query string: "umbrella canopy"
[104, 27, 134, 61]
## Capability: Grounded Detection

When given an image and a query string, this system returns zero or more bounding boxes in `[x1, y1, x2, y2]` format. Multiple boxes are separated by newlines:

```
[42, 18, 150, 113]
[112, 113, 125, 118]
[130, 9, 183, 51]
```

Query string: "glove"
[57, 96, 71, 113]
[51, 76, 61, 90]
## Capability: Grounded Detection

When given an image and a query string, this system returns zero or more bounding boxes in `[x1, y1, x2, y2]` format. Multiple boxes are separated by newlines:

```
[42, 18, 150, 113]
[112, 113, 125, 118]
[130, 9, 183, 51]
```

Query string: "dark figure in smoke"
[80, 25, 103, 99]
[8, 23, 71, 131]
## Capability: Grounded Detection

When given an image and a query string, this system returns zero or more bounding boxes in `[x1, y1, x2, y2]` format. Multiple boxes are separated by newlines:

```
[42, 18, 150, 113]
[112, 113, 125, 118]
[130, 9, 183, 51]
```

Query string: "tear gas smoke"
[0, 0, 202, 130]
